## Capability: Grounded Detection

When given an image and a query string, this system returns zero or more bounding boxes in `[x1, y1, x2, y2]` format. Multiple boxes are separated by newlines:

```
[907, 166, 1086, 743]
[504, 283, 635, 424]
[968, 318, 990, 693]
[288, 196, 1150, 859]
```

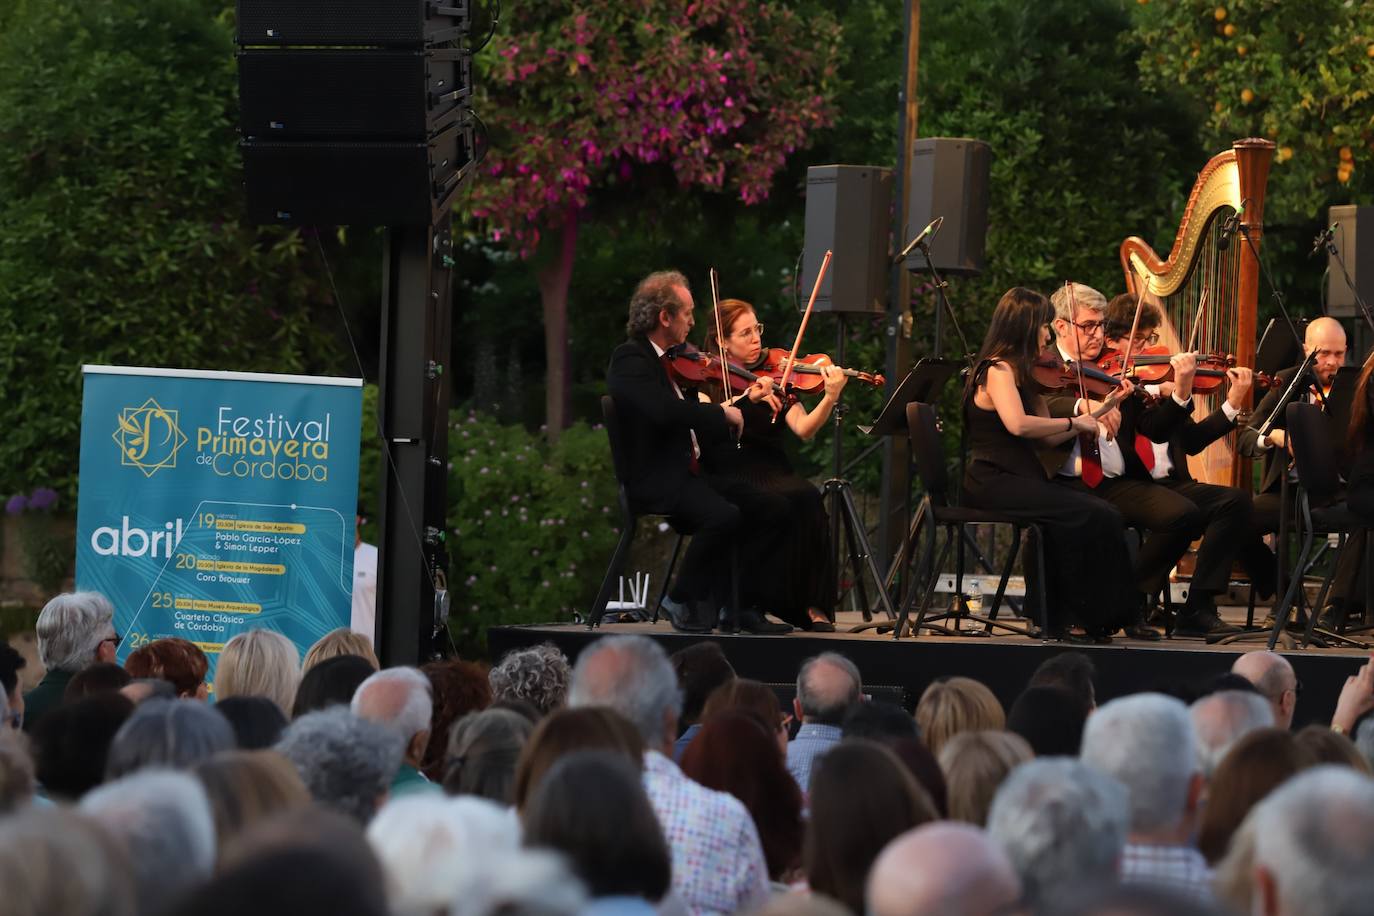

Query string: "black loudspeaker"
[1327, 205, 1374, 318]
[904, 138, 991, 276]
[236, 0, 468, 46]
[802, 165, 893, 314]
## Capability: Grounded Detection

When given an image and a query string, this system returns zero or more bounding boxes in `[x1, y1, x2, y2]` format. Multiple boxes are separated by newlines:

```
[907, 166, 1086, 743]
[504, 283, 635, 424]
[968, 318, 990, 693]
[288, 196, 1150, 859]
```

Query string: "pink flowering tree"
[468, 1, 843, 435]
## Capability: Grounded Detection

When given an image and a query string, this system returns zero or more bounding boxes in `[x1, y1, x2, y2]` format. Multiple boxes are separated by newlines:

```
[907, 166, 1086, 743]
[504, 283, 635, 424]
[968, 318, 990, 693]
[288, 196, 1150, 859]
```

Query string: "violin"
[661, 342, 798, 406]
[1031, 351, 1126, 400]
[755, 348, 885, 390]
[1096, 345, 1280, 392]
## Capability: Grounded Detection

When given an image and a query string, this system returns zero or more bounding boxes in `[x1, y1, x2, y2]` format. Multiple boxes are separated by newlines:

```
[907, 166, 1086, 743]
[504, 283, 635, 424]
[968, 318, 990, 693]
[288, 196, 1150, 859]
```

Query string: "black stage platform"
[489, 610, 1373, 730]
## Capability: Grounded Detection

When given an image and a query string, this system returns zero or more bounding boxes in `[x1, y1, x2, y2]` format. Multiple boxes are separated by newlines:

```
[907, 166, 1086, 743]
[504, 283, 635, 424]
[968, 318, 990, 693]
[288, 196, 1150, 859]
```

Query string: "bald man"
[1231, 650, 1298, 730]
[1239, 317, 1363, 623]
[866, 823, 1021, 916]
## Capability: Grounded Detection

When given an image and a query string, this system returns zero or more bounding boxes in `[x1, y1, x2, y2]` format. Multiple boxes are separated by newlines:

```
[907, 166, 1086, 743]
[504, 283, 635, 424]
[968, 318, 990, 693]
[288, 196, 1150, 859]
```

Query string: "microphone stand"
[1237, 221, 1306, 350]
[1321, 228, 1374, 335]
[913, 240, 973, 364]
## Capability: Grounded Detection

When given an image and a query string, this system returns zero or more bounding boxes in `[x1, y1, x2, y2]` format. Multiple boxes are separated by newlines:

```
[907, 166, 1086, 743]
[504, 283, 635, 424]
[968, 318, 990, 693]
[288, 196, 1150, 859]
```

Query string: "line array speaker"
[905, 138, 991, 276]
[236, 0, 469, 47]
[801, 165, 893, 314]
[1327, 205, 1374, 318]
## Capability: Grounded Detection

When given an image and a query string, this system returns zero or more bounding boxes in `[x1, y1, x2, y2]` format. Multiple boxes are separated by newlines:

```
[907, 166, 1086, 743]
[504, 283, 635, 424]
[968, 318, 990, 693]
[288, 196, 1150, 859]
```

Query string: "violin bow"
[709, 267, 740, 448]
[1187, 286, 1211, 355]
[775, 249, 832, 423]
[1119, 263, 1150, 379]
[1065, 281, 1090, 409]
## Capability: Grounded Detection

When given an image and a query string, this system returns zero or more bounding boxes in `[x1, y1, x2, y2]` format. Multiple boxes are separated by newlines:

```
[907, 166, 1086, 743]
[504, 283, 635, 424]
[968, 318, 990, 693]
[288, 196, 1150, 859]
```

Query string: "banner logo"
[112, 398, 188, 477]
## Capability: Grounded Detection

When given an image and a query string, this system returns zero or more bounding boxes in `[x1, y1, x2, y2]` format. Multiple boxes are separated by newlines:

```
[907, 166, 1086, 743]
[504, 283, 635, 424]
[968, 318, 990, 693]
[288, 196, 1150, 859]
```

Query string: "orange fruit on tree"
[1241, 88, 1255, 104]
[1214, 7, 1227, 21]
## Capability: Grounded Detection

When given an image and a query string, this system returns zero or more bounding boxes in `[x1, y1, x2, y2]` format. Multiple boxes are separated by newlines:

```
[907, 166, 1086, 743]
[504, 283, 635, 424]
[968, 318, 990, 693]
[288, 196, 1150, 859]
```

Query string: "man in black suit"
[1102, 295, 1271, 632]
[1238, 316, 1363, 624]
[606, 270, 791, 634]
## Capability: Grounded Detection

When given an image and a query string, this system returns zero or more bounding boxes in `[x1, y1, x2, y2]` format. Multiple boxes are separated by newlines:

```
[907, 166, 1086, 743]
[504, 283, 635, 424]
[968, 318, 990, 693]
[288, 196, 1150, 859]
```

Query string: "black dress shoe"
[1124, 622, 1163, 641]
[807, 618, 836, 633]
[1174, 608, 1241, 638]
[738, 610, 793, 635]
[717, 608, 740, 635]
[660, 597, 712, 634]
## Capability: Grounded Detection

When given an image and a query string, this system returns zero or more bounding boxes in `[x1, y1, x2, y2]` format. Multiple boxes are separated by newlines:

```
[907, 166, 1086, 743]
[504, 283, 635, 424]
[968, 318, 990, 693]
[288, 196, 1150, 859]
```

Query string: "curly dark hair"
[489, 644, 570, 717]
[420, 659, 493, 781]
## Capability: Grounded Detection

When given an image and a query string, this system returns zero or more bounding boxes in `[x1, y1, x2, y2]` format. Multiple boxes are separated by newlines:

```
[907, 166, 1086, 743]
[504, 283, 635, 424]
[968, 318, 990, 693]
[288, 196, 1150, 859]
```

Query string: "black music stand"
[1255, 318, 1306, 377]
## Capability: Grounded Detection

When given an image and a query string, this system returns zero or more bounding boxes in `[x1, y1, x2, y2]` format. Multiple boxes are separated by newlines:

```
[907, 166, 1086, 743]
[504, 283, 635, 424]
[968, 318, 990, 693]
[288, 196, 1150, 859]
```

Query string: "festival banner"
[75, 366, 363, 680]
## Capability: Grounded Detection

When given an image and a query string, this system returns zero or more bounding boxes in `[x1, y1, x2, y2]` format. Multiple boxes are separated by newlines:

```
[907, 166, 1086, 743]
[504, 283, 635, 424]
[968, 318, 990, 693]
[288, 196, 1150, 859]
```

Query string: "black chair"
[587, 395, 684, 629]
[1266, 402, 1372, 649]
[893, 402, 1046, 640]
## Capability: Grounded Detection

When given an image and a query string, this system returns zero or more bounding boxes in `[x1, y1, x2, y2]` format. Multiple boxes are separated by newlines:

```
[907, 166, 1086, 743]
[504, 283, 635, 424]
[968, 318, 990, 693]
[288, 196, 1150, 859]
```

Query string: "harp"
[1120, 137, 1276, 489]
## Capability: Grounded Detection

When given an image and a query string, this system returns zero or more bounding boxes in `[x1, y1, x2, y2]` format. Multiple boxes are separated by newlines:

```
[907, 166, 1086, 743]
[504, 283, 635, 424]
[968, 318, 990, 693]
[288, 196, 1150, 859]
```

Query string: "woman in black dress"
[699, 298, 847, 631]
[962, 287, 1137, 639]
[1347, 352, 1374, 524]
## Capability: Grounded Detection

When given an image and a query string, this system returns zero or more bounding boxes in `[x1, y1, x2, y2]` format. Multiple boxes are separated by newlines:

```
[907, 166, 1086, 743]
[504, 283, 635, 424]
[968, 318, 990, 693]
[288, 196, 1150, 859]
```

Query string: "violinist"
[606, 270, 790, 634]
[1347, 351, 1374, 525]
[698, 298, 849, 632]
[963, 287, 1137, 642]
[1044, 282, 1215, 639]
[1100, 293, 1269, 636]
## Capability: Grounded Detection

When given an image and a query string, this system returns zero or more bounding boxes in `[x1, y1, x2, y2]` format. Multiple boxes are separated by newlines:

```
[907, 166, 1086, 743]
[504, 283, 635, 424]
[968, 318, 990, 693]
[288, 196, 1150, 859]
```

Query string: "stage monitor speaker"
[239, 49, 471, 140]
[243, 121, 474, 225]
[904, 138, 991, 276]
[236, 0, 468, 47]
[1326, 205, 1374, 318]
[801, 164, 893, 314]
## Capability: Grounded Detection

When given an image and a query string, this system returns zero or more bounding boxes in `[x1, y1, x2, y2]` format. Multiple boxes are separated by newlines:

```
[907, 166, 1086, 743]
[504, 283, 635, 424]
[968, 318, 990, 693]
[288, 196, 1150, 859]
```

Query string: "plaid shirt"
[1120, 842, 1215, 903]
[642, 750, 769, 916]
[786, 723, 843, 794]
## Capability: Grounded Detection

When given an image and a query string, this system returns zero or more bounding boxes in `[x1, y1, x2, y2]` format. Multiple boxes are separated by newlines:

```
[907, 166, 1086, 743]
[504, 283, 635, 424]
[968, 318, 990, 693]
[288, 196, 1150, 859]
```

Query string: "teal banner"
[76, 366, 363, 680]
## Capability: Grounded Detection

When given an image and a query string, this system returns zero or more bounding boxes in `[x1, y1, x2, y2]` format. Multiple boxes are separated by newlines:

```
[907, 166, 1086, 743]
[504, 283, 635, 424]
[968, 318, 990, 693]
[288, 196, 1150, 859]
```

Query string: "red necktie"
[1081, 433, 1103, 488]
[1135, 433, 1156, 472]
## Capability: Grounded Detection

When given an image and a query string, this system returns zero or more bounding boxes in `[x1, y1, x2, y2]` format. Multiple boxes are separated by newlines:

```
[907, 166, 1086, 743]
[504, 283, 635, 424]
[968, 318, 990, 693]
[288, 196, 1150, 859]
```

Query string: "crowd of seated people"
[1, 590, 1374, 915]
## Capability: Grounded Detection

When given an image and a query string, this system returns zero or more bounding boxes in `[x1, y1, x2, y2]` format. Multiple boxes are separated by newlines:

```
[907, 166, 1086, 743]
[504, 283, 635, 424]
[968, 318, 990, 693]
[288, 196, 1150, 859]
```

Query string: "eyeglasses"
[1132, 332, 1161, 347]
[1063, 318, 1105, 334]
[731, 323, 764, 340]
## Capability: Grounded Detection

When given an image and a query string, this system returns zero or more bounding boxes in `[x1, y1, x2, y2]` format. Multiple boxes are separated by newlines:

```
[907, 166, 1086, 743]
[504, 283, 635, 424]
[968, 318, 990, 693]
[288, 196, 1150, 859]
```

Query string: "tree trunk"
[537, 207, 579, 439]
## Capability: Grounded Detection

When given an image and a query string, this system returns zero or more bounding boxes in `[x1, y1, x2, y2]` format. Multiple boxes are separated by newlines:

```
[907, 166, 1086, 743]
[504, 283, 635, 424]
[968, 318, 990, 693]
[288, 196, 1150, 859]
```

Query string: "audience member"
[701, 677, 790, 755]
[1293, 723, 1372, 772]
[1189, 689, 1274, 778]
[1027, 650, 1097, 715]
[568, 634, 770, 915]
[1053, 882, 1231, 916]
[788, 652, 862, 791]
[303, 628, 380, 672]
[866, 822, 1021, 916]
[1080, 693, 1211, 903]
[1356, 717, 1374, 770]
[938, 729, 1033, 826]
[0, 806, 137, 916]
[25, 591, 120, 730]
[80, 769, 216, 913]
[1330, 653, 1374, 738]
[442, 707, 534, 803]
[841, 699, 918, 742]
[352, 666, 439, 795]
[420, 658, 493, 781]
[806, 740, 936, 913]
[986, 758, 1129, 910]
[120, 677, 176, 704]
[0, 642, 25, 727]
[1199, 671, 1263, 697]
[276, 707, 403, 823]
[193, 750, 311, 855]
[293, 653, 376, 719]
[1249, 765, 1374, 916]
[215, 695, 289, 749]
[523, 751, 672, 911]
[1197, 727, 1311, 864]
[123, 637, 209, 698]
[489, 697, 541, 724]
[104, 697, 236, 780]
[1212, 811, 1260, 915]
[669, 641, 736, 760]
[1231, 650, 1298, 730]
[682, 710, 804, 882]
[512, 706, 643, 811]
[28, 690, 133, 799]
[367, 794, 520, 916]
[752, 896, 850, 916]
[448, 849, 587, 916]
[1006, 685, 1087, 756]
[488, 643, 571, 717]
[62, 661, 130, 702]
[214, 629, 301, 716]
[915, 676, 1005, 759]
[0, 728, 35, 812]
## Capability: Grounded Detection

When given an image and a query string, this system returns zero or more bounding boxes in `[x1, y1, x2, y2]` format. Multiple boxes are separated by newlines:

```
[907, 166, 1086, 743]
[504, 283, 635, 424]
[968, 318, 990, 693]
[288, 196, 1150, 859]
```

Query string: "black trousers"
[1253, 489, 1365, 611]
[1151, 478, 1255, 604]
[662, 474, 789, 609]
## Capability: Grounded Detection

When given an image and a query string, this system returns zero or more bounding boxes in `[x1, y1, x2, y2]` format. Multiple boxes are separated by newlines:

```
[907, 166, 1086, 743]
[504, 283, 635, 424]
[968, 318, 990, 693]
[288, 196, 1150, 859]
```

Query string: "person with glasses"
[23, 591, 122, 732]
[699, 297, 849, 632]
[1101, 293, 1274, 637]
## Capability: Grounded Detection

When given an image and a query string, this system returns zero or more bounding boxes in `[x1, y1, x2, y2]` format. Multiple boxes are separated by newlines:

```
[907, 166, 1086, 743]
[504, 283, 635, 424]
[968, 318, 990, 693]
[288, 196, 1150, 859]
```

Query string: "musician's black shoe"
[807, 608, 836, 632]
[660, 596, 712, 634]
[1123, 622, 1163, 641]
[739, 610, 793, 635]
[717, 608, 740, 635]
[1047, 627, 1103, 646]
[1174, 608, 1241, 638]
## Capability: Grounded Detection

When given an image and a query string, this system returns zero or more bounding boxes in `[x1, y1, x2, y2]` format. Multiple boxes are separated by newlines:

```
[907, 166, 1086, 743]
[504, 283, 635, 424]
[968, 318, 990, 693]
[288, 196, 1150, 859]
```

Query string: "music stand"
[1256, 318, 1306, 376]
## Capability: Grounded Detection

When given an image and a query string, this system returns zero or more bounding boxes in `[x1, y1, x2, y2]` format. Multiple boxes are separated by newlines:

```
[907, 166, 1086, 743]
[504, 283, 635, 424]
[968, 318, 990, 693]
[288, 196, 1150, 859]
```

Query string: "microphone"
[1217, 202, 1245, 251]
[895, 216, 944, 263]
[1309, 223, 1337, 259]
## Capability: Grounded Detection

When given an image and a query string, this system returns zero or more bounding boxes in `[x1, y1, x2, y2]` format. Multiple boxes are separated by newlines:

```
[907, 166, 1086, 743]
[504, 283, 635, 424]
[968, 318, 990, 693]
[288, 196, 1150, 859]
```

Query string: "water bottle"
[966, 580, 983, 615]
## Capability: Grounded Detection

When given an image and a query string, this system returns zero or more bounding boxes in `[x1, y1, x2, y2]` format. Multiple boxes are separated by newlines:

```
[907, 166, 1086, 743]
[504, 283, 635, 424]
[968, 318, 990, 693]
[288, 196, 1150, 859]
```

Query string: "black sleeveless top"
[964, 359, 1051, 480]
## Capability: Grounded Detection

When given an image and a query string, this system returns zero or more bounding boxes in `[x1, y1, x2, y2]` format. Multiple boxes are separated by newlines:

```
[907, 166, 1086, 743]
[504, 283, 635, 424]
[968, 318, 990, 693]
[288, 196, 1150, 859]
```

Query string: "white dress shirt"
[1055, 344, 1125, 479]
[650, 340, 701, 460]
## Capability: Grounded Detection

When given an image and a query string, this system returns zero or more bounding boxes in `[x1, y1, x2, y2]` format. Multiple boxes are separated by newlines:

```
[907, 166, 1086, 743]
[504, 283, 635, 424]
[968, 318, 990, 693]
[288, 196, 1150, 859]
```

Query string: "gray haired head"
[36, 591, 115, 673]
[1080, 693, 1198, 835]
[568, 635, 680, 747]
[81, 769, 216, 912]
[489, 643, 570, 716]
[351, 666, 433, 740]
[104, 698, 236, 780]
[986, 758, 1129, 908]
[1190, 690, 1275, 777]
[1251, 765, 1374, 916]
[625, 270, 690, 338]
[277, 706, 404, 824]
[795, 653, 862, 724]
